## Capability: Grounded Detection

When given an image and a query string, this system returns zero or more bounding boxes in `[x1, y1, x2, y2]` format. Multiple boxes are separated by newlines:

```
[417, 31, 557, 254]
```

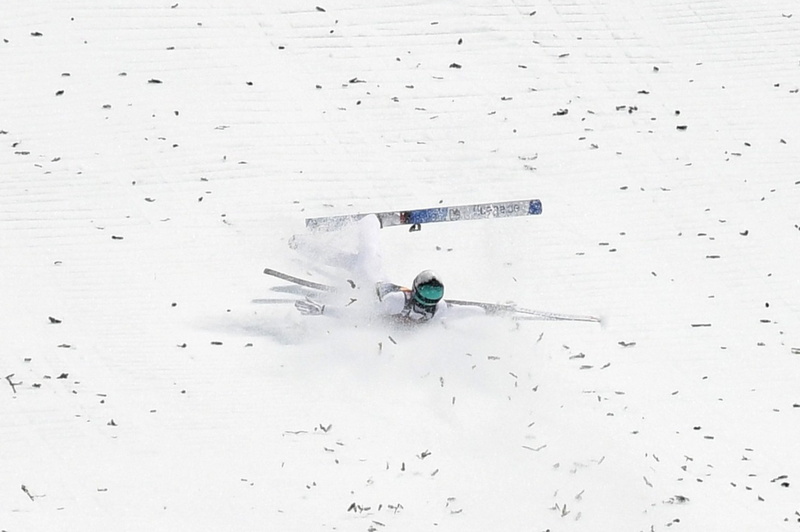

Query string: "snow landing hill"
[2, 1, 800, 531]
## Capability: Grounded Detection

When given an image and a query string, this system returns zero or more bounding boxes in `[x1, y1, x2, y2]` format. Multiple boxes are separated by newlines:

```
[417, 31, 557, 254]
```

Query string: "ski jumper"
[375, 282, 446, 324]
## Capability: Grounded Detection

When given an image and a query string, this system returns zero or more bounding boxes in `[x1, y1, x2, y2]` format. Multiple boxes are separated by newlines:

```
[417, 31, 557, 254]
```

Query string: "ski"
[305, 198, 543, 232]
[264, 267, 599, 324]
[263, 267, 335, 292]
[446, 299, 601, 324]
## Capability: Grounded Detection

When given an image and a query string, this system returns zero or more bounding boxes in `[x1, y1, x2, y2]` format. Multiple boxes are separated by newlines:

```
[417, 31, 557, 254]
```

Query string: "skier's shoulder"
[375, 281, 411, 301]
[374, 282, 411, 316]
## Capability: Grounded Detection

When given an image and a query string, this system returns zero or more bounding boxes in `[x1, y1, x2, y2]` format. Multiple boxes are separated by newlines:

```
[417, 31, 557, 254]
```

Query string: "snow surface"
[2, 1, 800, 530]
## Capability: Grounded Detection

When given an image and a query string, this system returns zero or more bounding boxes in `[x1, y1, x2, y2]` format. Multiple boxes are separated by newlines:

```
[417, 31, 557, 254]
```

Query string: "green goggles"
[414, 284, 444, 306]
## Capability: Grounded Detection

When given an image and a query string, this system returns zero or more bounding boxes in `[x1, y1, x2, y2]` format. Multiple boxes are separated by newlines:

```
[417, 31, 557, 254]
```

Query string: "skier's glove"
[295, 297, 325, 316]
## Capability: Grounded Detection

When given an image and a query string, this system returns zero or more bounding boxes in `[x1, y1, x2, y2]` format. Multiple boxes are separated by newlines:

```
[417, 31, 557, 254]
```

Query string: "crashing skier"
[294, 269, 480, 324]
[289, 213, 489, 324]
[270, 208, 601, 325]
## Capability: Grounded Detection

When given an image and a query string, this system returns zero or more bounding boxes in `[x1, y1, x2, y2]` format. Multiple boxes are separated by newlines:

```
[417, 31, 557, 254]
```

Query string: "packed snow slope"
[2, 1, 800, 530]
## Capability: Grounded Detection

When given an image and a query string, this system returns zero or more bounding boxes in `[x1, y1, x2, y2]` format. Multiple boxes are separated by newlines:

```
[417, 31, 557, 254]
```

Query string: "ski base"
[305, 198, 542, 232]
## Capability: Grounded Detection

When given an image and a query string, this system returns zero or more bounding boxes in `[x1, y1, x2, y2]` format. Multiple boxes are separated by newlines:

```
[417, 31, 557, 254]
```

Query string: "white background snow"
[2, 1, 800, 530]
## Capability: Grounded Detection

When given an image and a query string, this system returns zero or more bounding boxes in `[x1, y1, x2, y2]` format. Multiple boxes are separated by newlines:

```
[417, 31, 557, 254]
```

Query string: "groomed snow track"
[2, 1, 800, 530]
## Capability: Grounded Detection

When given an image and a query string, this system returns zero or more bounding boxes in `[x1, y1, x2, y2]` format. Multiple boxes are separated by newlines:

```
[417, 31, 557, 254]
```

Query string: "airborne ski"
[305, 198, 542, 232]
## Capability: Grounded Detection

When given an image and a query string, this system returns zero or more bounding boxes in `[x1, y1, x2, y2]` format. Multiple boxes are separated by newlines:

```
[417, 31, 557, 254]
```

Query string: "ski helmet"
[412, 270, 444, 307]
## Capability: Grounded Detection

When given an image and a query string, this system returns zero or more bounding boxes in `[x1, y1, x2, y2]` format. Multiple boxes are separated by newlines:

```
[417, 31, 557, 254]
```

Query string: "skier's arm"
[296, 297, 356, 319]
[296, 291, 403, 318]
